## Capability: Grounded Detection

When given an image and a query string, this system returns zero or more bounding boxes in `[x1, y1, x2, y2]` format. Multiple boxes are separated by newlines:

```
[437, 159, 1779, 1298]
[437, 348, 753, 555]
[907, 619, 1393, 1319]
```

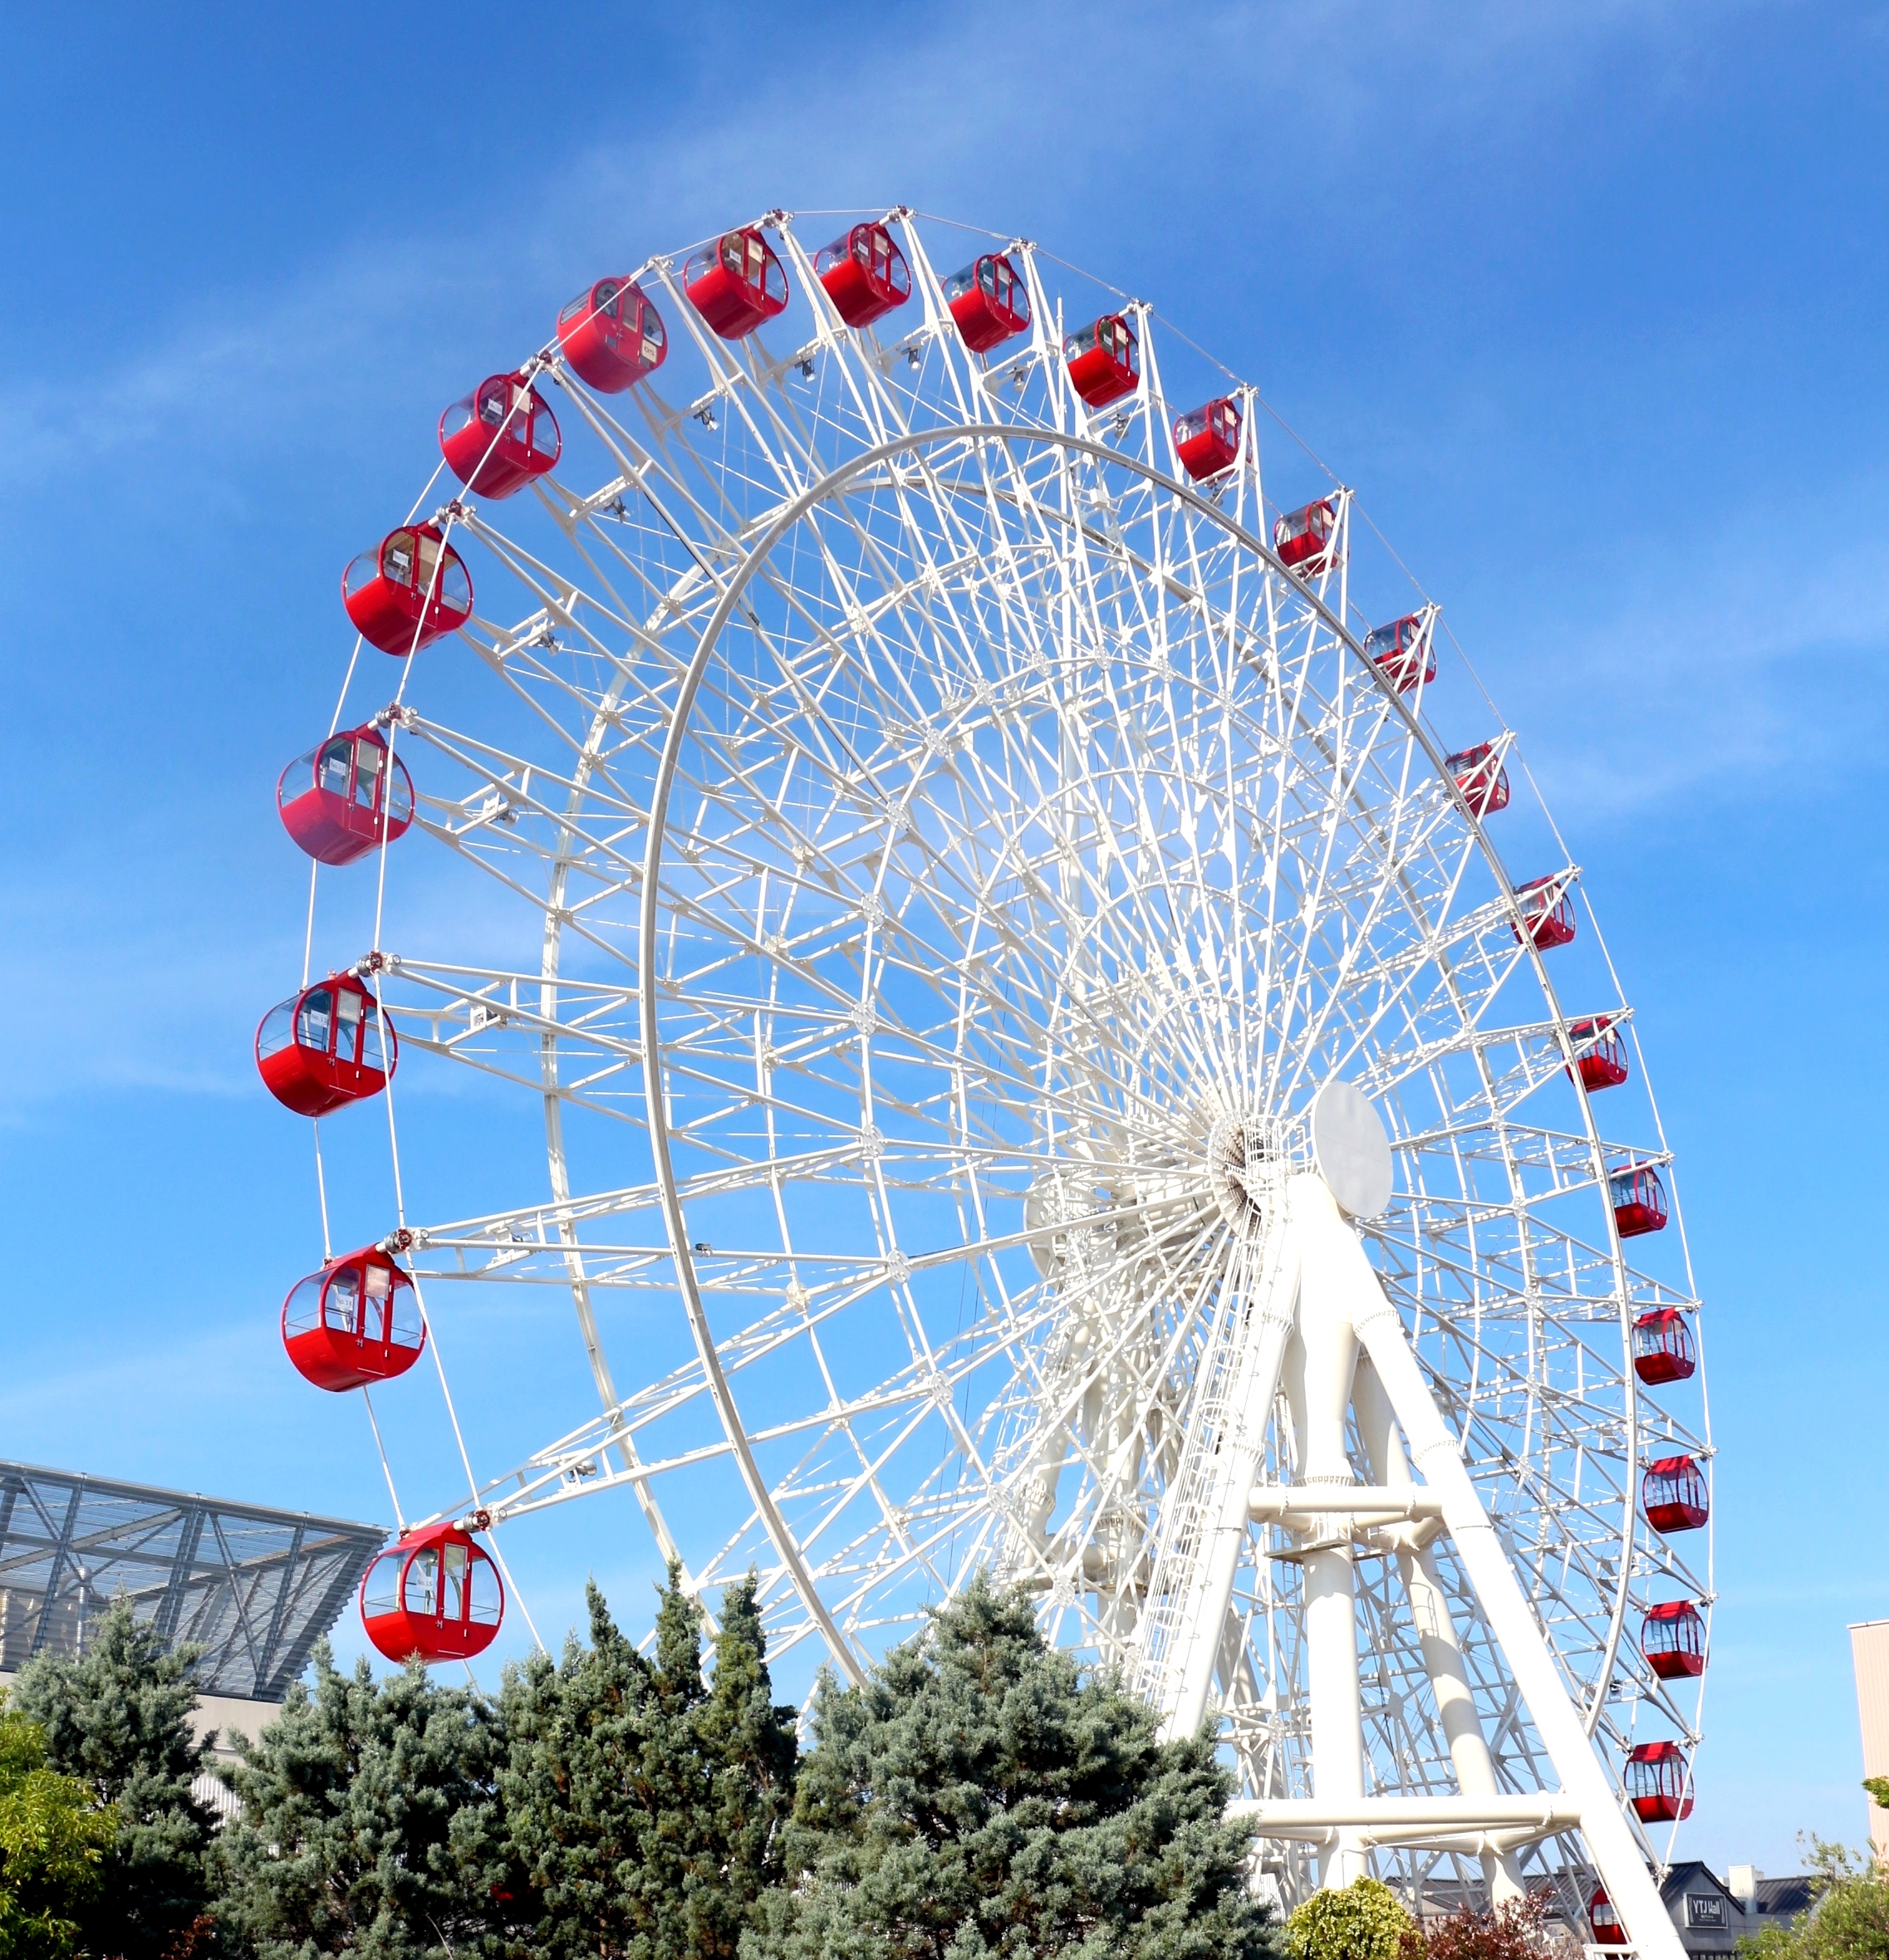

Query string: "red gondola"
[277, 725, 414, 867]
[1589, 1890, 1627, 1947]
[360, 1521, 503, 1663]
[1274, 498, 1339, 576]
[1514, 874, 1577, 950]
[1362, 615, 1434, 693]
[556, 277, 667, 391]
[282, 1246, 425, 1393]
[814, 223, 910, 329]
[942, 254, 1030, 354]
[1064, 314, 1139, 409]
[1568, 1017, 1630, 1093]
[1625, 1739, 1694, 1823]
[1641, 1600, 1706, 1680]
[256, 973, 396, 1118]
[684, 229, 788, 341]
[342, 524, 473, 656]
[1445, 742, 1510, 816]
[439, 374, 561, 499]
[1611, 1163, 1669, 1238]
[1174, 398, 1241, 480]
[1633, 1308, 1696, 1386]
[1642, 1454, 1709, 1534]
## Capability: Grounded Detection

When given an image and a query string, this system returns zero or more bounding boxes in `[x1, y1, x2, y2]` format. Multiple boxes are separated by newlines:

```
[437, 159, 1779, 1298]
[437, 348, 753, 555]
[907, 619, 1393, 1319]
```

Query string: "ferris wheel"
[260, 209, 1711, 1946]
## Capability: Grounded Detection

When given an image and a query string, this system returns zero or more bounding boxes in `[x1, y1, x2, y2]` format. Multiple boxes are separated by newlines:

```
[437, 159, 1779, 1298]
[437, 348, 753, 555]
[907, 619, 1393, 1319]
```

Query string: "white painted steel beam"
[1289, 1170, 1683, 1960]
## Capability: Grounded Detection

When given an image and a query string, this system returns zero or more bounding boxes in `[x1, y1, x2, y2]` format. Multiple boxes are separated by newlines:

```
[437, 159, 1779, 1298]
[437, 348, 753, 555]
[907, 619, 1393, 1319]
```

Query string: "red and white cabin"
[282, 1247, 424, 1393]
[1632, 1307, 1696, 1386]
[1589, 1889, 1627, 1947]
[1274, 498, 1338, 575]
[942, 254, 1030, 354]
[1626, 1739, 1694, 1823]
[1445, 742, 1510, 817]
[1174, 398, 1241, 480]
[277, 725, 414, 867]
[1514, 874, 1577, 950]
[1362, 615, 1434, 693]
[256, 973, 395, 1118]
[557, 277, 667, 391]
[814, 223, 910, 329]
[439, 374, 560, 499]
[360, 1521, 503, 1664]
[342, 524, 472, 656]
[1641, 1600, 1706, 1681]
[1642, 1453, 1709, 1534]
[1064, 314, 1139, 409]
[684, 229, 788, 341]
[1568, 1017, 1630, 1093]
[1611, 1162, 1669, 1238]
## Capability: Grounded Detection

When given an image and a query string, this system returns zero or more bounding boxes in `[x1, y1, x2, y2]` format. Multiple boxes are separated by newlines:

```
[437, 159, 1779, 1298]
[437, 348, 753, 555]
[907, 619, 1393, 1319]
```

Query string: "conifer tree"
[210, 1643, 505, 1960]
[0, 1703, 114, 1960]
[9, 1597, 217, 1960]
[748, 1572, 1278, 1960]
[496, 1564, 797, 1960]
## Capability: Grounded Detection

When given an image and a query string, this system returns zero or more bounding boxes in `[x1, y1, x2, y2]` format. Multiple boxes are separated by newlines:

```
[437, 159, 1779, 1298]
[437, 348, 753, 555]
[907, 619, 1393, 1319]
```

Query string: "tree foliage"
[1286, 1877, 1418, 1960]
[1418, 1894, 1548, 1960]
[210, 1644, 506, 1960]
[1740, 1835, 1889, 1960]
[9, 1596, 218, 1960]
[0, 1704, 113, 1960]
[748, 1572, 1277, 1960]
[496, 1564, 797, 1960]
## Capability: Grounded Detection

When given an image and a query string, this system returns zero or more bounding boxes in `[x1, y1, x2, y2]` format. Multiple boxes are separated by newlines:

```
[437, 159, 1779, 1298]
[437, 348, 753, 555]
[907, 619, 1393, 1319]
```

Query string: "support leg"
[1292, 1172, 1683, 1960]
[1354, 1357, 1524, 1906]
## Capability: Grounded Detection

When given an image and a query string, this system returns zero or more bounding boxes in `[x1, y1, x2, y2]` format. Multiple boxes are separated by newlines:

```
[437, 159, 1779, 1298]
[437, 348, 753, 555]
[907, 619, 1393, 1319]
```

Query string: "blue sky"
[2, 0, 1885, 1874]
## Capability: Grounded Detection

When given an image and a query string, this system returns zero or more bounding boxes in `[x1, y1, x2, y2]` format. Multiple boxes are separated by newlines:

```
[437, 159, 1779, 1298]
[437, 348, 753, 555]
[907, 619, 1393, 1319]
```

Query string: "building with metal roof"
[0, 1459, 384, 1703]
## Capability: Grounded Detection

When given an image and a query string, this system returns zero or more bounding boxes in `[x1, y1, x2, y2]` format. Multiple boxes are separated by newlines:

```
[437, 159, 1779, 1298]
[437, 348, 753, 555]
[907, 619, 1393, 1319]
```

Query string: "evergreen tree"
[747, 1572, 1277, 1960]
[10, 1596, 218, 1960]
[210, 1643, 505, 1960]
[0, 1703, 114, 1960]
[497, 1565, 797, 1960]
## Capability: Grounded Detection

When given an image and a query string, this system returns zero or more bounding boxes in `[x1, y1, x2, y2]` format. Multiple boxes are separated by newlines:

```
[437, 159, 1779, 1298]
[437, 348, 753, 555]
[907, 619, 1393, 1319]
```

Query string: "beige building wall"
[1851, 1619, 1889, 1864]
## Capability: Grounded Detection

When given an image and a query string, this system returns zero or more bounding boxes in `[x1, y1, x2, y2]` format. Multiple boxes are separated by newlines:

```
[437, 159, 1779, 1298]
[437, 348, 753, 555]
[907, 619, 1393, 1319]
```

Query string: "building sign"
[1688, 1896, 1727, 1929]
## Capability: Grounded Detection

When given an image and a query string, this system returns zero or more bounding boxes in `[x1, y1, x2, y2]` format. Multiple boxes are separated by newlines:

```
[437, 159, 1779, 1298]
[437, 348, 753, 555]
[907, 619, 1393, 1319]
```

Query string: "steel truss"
[293, 210, 1710, 1952]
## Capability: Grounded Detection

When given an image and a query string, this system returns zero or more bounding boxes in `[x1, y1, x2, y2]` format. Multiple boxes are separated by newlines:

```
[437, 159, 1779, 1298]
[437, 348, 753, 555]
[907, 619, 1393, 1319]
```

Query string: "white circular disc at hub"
[1312, 1079, 1393, 1218]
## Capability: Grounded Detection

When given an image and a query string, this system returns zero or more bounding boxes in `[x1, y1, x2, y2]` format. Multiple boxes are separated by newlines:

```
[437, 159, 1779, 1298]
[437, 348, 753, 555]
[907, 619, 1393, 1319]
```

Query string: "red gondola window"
[1625, 1740, 1694, 1822]
[1445, 742, 1510, 817]
[1064, 314, 1139, 409]
[256, 973, 396, 1118]
[1362, 615, 1435, 693]
[1568, 1017, 1630, 1093]
[1633, 1308, 1696, 1386]
[342, 524, 473, 656]
[557, 277, 667, 391]
[1641, 1600, 1706, 1680]
[282, 1247, 425, 1393]
[1611, 1163, 1669, 1238]
[360, 1521, 503, 1664]
[1590, 1889, 1627, 1947]
[277, 725, 415, 867]
[942, 254, 1031, 355]
[684, 229, 789, 341]
[814, 223, 911, 329]
[1642, 1453, 1709, 1534]
[1274, 498, 1339, 576]
[1173, 398, 1242, 481]
[1514, 874, 1577, 951]
[439, 375, 561, 500]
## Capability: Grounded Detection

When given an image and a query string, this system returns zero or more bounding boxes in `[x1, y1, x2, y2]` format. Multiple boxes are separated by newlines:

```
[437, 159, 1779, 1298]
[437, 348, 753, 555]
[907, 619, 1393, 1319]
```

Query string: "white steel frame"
[290, 210, 1711, 1950]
